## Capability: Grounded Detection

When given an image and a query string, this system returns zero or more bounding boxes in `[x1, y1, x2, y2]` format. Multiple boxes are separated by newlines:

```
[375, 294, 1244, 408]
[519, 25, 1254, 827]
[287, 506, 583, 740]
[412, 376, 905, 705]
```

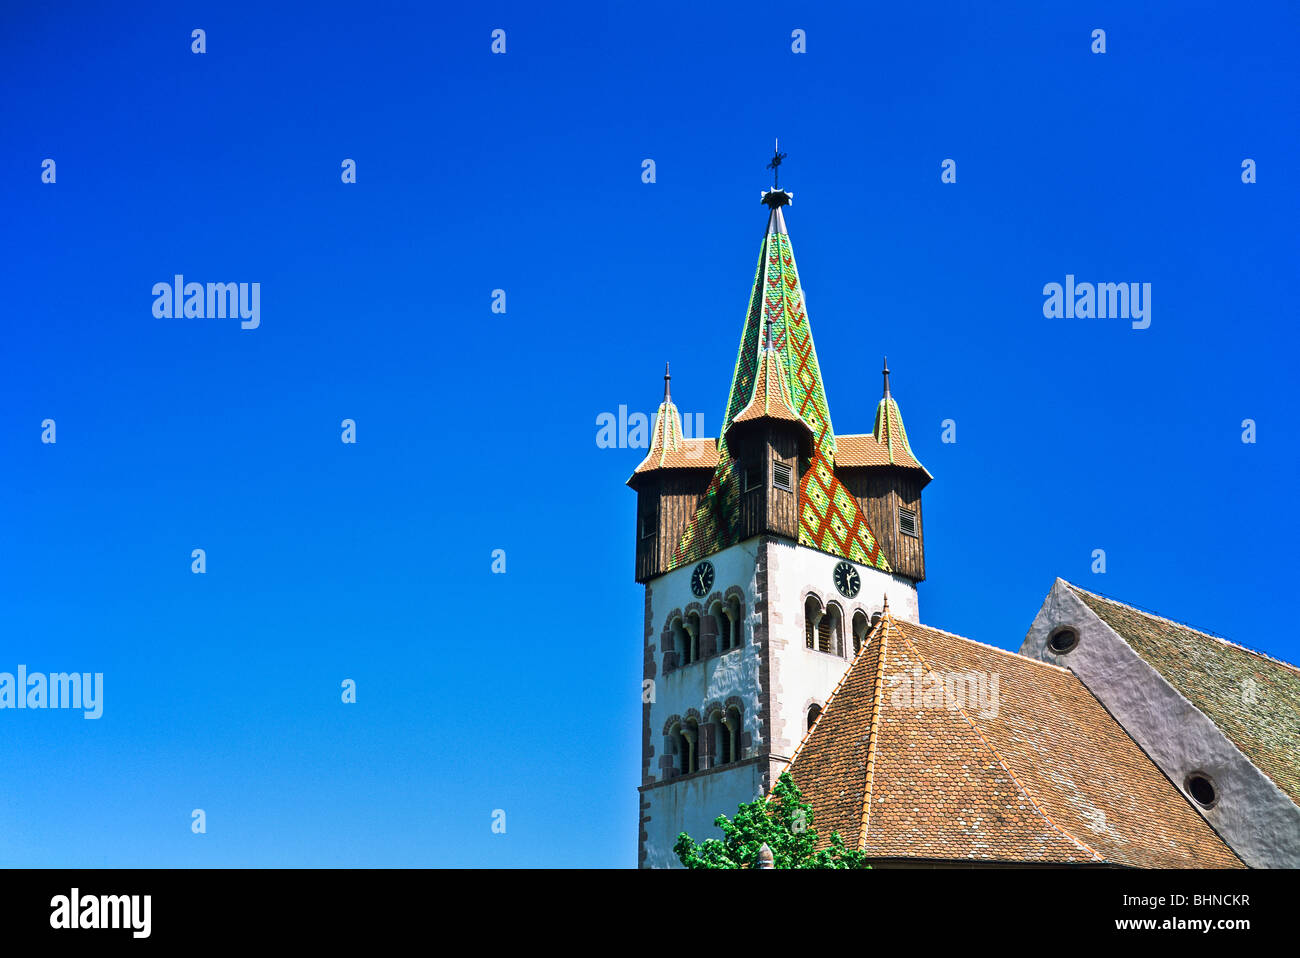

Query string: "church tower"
[629, 162, 932, 867]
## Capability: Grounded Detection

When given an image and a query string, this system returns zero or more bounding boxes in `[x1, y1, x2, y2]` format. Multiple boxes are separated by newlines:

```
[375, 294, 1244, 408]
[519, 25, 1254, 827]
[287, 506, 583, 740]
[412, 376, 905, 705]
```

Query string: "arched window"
[708, 601, 728, 655]
[704, 709, 723, 768]
[684, 611, 701, 664]
[823, 603, 845, 656]
[668, 616, 689, 669]
[852, 610, 870, 655]
[808, 599, 841, 655]
[724, 705, 742, 762]
[807, 704, 822, 732]
[723, 595, 743, 651]
[805, 595, 823, 650]
[680, 717, 699, 774]
[668, 721, 685, 778]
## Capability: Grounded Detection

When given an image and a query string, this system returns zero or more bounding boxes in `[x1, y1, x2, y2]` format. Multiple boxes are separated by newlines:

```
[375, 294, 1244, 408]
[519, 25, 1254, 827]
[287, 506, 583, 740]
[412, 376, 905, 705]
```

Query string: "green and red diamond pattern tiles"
[799, 452, 890, 570]
[668, 222, 891, 572]
[672, 458, 739, 567]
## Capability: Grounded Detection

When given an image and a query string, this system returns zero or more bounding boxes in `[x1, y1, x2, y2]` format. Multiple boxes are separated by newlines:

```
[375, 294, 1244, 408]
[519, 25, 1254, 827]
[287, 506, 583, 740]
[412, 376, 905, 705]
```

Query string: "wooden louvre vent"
[773, 461, 793, 491]
[898, 506, 918, 537]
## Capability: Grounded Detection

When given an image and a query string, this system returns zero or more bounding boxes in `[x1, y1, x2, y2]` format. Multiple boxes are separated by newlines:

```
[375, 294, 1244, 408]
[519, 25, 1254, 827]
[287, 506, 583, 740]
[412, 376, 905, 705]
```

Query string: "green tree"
[673, 772, 871, 869]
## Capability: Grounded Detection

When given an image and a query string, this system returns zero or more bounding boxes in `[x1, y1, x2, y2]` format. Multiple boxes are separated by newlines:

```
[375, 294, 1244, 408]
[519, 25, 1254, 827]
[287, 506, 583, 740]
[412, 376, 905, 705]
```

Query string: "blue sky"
[1, 1, 1296, 867]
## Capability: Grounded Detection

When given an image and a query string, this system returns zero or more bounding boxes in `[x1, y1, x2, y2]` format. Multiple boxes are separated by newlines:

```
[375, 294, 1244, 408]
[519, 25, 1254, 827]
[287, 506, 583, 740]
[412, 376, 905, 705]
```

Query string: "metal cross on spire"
[766, 139, 788, 189]
[761, 140, 793, 209]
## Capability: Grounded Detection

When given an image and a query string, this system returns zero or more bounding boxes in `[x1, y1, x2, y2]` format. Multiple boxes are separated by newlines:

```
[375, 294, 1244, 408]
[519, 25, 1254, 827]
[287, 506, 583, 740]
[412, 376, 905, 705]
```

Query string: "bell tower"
[630, 157, 931, 867]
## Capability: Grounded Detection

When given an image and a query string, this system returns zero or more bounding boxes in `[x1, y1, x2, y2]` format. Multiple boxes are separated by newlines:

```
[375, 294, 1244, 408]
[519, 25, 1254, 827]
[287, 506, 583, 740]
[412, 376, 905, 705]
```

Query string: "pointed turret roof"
[728, 323, 812, 437]
[669, 172, 891, 571]
[628, 363, 718, 482]
[866, 358, 931, 478]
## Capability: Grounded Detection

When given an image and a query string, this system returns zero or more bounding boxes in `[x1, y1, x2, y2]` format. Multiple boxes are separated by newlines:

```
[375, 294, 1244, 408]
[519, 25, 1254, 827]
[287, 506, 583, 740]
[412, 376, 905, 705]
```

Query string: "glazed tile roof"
[870, 394, 931, 479]
[1068, 583, 1300, 808]
[719, 204, 836, 455]
[730, 342, 807, 430]
[787, 613, 1244, 867]
[668, 200, 892, 573]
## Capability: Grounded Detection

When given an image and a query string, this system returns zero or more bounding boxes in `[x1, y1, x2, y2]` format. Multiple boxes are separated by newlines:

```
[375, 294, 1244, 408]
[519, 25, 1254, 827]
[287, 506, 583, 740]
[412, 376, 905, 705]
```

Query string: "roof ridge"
[899, 619, 1076, 675]
[857, 619, 891, 851]
[1064, 580, 1300, 676]
[897, 631, 1104, 863]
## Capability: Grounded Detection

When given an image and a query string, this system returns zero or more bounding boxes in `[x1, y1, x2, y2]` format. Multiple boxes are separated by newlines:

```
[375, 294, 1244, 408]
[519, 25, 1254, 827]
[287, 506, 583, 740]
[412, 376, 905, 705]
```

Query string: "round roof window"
[1186, 773, 1218, 809]
[1048, 627, 1079, 654]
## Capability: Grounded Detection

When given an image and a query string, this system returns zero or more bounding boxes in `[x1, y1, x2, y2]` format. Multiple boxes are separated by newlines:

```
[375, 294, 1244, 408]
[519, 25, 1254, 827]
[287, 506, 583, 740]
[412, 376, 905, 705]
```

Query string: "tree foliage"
[672, 772, 871, 869]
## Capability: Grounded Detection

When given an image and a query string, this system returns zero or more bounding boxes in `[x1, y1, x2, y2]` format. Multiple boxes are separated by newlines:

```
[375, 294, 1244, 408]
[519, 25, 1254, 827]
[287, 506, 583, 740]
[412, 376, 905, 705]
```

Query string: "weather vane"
[767, 139, 788, 189]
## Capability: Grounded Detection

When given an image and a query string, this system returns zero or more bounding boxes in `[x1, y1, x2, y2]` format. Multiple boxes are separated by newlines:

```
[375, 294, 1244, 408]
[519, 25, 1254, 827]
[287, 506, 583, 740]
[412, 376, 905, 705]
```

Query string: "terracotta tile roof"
[629, 437, 718, 476]
[835, 433, 929, 477]
[1067, 583, 1300, 808]
[787, 614, 1244, 867]
[628, 399, 718, 479]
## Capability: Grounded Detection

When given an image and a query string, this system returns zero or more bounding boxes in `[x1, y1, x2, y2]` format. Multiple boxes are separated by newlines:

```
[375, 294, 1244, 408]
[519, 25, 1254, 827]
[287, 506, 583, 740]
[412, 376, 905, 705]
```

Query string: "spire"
[629, 363, 718, 480]
[871, 361, 931, 478]
[722, 152, 832, 457]
[670, 164, 893, 574]
[649, 369, 685, 462]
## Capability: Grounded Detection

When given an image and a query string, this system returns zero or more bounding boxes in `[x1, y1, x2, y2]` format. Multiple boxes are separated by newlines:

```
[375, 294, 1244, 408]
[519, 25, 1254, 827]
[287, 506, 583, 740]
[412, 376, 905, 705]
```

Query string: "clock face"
[690, 561, 715, 597]
[833, 561, 861, 599]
